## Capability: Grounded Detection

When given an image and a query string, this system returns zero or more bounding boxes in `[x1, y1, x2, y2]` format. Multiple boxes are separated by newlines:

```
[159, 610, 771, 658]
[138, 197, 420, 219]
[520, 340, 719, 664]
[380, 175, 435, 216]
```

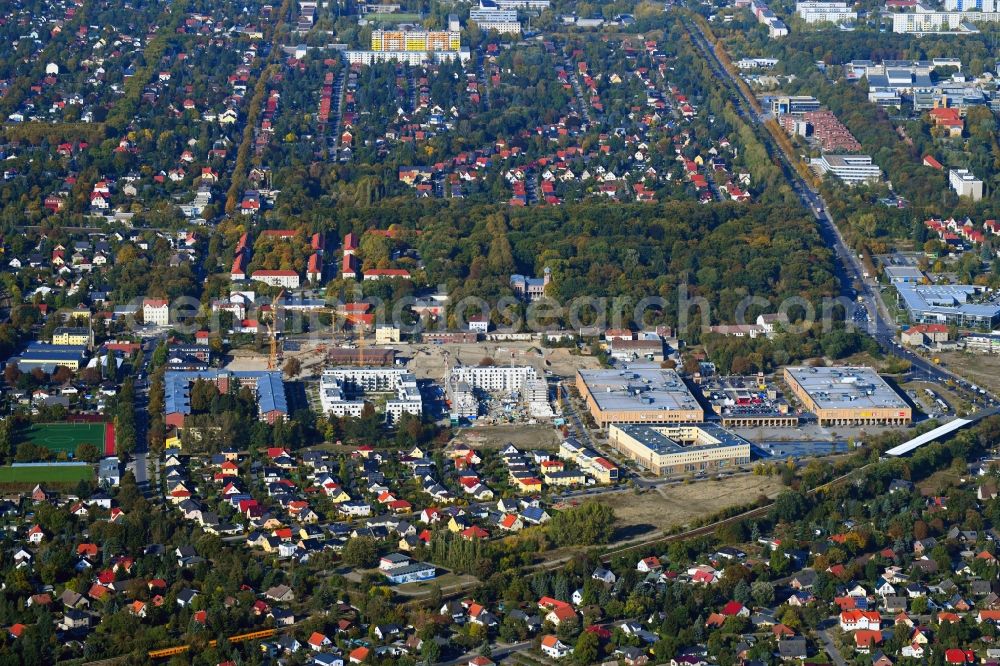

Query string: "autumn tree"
[283, 357, 302, 378]
[75, 443, 101, 463]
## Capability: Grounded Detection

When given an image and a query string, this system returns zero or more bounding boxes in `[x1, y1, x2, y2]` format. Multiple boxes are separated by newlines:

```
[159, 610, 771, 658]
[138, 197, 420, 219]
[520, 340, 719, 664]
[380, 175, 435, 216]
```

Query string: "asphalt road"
[682, 16, 997, 405]
[438, 640, 533, 666]
[816, 624, 848, 666]
[129, 335, 160, 493]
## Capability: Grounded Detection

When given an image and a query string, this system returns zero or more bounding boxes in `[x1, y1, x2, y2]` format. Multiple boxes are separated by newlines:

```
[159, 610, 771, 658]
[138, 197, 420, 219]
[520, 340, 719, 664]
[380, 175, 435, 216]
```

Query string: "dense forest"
[247, 179, 840, 332]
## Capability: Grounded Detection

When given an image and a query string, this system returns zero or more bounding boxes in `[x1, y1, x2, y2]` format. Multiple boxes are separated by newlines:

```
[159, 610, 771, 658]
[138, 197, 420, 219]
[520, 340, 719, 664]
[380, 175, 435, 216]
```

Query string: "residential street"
[816, 624, 848, 666]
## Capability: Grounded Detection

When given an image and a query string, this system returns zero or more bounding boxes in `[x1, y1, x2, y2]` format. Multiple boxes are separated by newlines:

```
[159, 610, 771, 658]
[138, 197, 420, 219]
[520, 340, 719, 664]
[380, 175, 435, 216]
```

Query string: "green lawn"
[0, 466, 93, 484]
[368, 12, 422, 21]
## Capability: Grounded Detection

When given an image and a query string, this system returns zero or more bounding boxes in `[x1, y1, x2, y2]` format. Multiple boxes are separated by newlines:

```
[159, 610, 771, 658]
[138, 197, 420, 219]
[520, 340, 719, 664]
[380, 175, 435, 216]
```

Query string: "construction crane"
[266, 289, 285, 370]
[357, 322, 365, 366]
[287, 304, 370, 366]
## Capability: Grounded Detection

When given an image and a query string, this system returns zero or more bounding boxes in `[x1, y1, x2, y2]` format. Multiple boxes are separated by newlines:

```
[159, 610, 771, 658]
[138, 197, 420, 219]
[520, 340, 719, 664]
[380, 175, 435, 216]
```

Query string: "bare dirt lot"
[225, 349, 271, 371]
[398, 342, 602, 381]
[935, 351, 1000, 396]
[450, 423, 562, 450]
[599, 475, 785, 537]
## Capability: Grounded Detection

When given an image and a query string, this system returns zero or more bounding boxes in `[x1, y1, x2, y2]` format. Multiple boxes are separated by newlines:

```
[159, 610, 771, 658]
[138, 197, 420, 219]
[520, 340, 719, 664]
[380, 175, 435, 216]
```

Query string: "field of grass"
[916, 466, 962, 496]
[18, 422, 105, 455]
[368, 12, 421, 21]
[0, 465, 93, 485]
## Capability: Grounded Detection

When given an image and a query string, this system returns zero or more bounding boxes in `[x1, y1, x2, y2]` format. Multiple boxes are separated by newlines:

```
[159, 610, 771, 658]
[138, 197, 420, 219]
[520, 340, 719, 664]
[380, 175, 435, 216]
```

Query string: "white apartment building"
[945, 0, 998, 12]
[142, 299, 170, 326]
[319, 377, 365, 418]
[471, 17, 522, 32]
[891, 8, 1000, 33]
[323, 367, 409, 392]
[811, 155, 882, 185]
[795, 1, 857, 23]
[736, 57, 779, 69]
[449, 365, 539, 393]
[964, 334, 1000, 353]
[250, 270, 301, 289]
[523, 379, 549, 403]
[344, 49, 470, 65]
[386, 376, 423, 423]
[447, 378, 478, 419]
[470, 3, 522, 33]
[319, 368, 423, 423]
[950, 168, 984, 200]
[495, 0, 548, 7]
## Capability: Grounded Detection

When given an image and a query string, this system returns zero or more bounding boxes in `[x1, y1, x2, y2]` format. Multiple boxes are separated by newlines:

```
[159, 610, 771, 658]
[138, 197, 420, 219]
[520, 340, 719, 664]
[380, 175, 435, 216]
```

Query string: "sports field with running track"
[17, 422, 108, 456]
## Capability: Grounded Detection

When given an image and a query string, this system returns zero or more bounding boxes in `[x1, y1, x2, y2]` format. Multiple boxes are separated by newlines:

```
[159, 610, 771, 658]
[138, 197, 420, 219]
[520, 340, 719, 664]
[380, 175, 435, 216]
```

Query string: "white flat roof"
[578, 366, 700, 413]
[785, 366, 908, 410]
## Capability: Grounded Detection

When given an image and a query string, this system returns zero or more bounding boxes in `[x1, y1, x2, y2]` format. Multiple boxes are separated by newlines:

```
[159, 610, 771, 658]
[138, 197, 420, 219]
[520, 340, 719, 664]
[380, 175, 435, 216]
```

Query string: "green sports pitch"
[0, 466, 92, 485]
[18, 423, 106, 456]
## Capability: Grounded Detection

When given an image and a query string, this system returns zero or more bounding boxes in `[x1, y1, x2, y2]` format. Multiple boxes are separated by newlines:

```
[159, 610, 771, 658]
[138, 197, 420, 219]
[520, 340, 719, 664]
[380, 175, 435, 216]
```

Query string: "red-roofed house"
[721, 601, 750, 617]
[540, 635, 571, 659]
[546, 604, 578, 626]
[854, 629, 883, 653]
[307, 253, 322, 282]
[637, 556, 661, 572]
[840, 610, 881, 631]
[901, 324, 949, 346]
[944, 649, 975, 664]
[929, 108, 964, 136]
[461, 526, 489, 541]
[923, 155, 943, 170]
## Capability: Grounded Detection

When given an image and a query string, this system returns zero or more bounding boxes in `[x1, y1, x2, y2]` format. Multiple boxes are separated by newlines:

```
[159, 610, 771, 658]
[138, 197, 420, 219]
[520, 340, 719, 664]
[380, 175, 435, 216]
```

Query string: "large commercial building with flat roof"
[896, 283, 1000, 329]
[14, 342, 88, 372]
[576, 366, 703, 426]
[883, 266, 924, 285]
[770, 95, 821, 116]
[782, 366, 911, 426]
[608, 423, 751, 475]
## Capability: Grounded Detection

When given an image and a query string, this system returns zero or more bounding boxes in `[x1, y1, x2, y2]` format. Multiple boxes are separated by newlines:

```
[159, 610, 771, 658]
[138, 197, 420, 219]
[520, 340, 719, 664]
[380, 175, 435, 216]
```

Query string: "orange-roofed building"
[855, 629, 883, 652]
